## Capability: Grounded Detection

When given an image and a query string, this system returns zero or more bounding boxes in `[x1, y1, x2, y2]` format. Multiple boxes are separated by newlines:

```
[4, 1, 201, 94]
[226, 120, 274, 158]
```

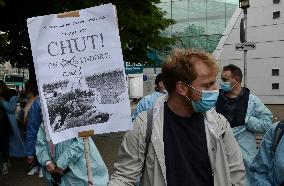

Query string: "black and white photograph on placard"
[42, 68, 126, 133]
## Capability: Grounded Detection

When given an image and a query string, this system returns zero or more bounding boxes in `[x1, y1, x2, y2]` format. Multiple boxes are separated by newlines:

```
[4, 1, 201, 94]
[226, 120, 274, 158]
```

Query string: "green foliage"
[0, 0, 176, 75]
[0, 32, 8, 62]
[0, 0, 4, 7]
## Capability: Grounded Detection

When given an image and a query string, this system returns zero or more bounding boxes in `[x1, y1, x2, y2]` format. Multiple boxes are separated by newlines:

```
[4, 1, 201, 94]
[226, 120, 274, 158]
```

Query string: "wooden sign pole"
[79, 130, 95, 186]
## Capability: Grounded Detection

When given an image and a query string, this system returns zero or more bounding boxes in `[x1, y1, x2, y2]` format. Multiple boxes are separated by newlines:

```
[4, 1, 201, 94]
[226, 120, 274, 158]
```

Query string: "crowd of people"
[0, 48, 283, 186]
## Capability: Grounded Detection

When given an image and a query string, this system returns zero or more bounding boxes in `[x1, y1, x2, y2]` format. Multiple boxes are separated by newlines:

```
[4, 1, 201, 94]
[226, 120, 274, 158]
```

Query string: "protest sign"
[27, 4, 132, 144]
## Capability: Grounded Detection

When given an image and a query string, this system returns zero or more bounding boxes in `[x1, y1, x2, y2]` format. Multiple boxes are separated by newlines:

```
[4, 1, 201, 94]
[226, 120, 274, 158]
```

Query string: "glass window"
[158, 0, 239, 57]
[272, 68, 280, 76]
[4, 74, 24, 82]
[273, 11, 280, 19]
[272, 83, 279, 90]
[273, 0, 280, 4]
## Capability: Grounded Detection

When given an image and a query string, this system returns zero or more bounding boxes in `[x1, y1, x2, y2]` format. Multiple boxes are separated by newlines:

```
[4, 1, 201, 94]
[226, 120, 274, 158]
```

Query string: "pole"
[78, 130, 94, 186]
[83, 137, 94, 186]
[243, 9, 248, 88]
[22, 68, 25, 90]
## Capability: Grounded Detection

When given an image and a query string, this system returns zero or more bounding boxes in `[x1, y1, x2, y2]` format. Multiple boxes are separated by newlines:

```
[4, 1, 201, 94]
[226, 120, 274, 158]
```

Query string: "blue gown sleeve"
[0, 95, 18, 114]
[131, 96, 148, 120]
[131, 92, 162, 121]
[250, 126, 275, 186]
[246, 95, 273, 134]
[56, 138, 85, 170]
[25, 99, 43, 156]
[35, 124, 52, 167]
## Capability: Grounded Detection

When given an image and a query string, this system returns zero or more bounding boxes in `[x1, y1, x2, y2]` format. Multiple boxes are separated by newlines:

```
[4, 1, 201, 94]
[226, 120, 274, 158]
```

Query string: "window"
[4, 74, 24, 82]
[273, 11, 280, 19]
[272, 83, 279, 90]
[272, 68, 280, 76]
[273, 0, 280, 4]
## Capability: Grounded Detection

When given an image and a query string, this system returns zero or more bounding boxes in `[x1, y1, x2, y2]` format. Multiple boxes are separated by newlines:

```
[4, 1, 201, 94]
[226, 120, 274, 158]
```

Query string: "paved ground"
[0, 157, 48, 186]
[0, 132, 125, 186]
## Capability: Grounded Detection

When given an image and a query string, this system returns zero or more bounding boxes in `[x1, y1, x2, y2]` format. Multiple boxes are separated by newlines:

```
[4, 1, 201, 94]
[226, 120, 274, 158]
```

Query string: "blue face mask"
[184, 84, 219, 113]
[220, 81, 232, 92]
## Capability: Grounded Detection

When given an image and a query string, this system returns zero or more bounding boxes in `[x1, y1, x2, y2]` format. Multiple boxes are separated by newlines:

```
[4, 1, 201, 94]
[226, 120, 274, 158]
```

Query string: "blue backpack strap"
[272, 120, 284, 153]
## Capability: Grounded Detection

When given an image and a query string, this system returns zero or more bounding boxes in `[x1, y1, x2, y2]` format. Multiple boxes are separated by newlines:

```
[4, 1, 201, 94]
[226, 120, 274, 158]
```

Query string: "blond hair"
[161, 48, 219, 94]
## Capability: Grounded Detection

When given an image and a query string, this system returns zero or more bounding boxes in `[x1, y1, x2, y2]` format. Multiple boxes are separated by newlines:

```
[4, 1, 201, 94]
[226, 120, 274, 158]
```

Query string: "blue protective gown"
[0, 95, 25, 157]
[131, 91, 165, 120]
[25, 97, 41, 157]
[250, 125, 284, 185]
[232, 94, 273, 185]
[32, 98, 109, 185]
[36, 124, 109, 186]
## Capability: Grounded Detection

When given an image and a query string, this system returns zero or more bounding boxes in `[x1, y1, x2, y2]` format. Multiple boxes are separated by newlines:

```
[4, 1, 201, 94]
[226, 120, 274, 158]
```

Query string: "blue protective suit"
[25, 97, 42, 156]
[36, 124, 109, 186]
[131, 91, 165, 120]
[250, 125, 284, 185]
[0, 95, 25, 157]
[30, 97, 109, 185]
[232, 94, 273, 185]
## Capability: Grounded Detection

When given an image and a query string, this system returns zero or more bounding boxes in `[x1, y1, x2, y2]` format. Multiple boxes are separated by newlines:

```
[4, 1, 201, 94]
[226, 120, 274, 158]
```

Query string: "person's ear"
[176, 81, 188, 96]
[234, 76, 241, 84]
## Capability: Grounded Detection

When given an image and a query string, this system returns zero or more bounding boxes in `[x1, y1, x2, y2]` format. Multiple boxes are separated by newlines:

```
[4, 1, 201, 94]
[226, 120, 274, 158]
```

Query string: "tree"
[0, 0, 4, 7]
[0, 0, 176, 79]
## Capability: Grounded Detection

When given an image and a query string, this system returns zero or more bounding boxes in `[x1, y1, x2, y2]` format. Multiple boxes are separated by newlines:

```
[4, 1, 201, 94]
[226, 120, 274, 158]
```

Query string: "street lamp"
[239, 0, 250, 87]
[239, 0, 250, 9]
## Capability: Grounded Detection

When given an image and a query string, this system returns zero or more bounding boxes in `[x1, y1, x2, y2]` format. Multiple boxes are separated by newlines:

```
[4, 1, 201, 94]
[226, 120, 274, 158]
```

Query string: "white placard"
[27, 4, 132, 144]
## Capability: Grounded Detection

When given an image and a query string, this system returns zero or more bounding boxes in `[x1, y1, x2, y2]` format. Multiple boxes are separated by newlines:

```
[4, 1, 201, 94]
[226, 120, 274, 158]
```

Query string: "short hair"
[25, 80, 39, 95]
[223, 64, 243, 82]
[162, 48, 218, 94]
[155, 73, 163, 86]
[154, 73, 164, 92]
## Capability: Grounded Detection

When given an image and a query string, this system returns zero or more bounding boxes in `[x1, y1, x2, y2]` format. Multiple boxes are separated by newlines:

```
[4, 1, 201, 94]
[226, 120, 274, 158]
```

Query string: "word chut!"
[46, 33, 109, 77]
[48, 33, 104, 56]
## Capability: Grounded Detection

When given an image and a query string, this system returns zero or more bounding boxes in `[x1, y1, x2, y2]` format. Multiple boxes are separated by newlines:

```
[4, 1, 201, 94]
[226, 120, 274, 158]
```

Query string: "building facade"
[213, 0, 284, 104]
[0, 61, 29, 81]
[157, 0, 239, 58]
